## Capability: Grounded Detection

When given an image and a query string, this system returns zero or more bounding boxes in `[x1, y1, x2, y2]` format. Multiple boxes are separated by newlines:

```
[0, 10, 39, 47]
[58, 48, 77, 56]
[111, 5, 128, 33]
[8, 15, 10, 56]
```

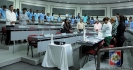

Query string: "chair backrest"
[96, 41, 104, 53]
[2, 26, 6, 33]
[56, 32, 61, 35]
[28, 35, 37, 41]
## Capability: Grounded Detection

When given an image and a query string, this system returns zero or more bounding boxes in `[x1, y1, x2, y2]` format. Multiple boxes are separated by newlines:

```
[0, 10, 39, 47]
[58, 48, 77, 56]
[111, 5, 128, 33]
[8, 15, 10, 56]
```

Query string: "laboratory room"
[0, 0, 133, 70]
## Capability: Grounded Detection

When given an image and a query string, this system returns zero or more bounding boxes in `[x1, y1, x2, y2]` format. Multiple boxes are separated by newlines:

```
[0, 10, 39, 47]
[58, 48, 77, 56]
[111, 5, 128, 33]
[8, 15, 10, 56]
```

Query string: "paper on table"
[97, 31, 103, 38]
[45, 34, 51, 37]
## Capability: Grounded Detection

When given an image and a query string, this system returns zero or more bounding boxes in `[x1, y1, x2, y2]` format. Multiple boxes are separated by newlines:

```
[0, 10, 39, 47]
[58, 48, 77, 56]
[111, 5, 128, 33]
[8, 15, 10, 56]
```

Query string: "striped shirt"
[112, 22, 118, 36]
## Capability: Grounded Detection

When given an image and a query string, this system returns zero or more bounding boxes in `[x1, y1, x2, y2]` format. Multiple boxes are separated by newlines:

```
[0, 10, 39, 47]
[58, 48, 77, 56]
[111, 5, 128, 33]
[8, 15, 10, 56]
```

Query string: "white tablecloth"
[42, 44, 74, 70]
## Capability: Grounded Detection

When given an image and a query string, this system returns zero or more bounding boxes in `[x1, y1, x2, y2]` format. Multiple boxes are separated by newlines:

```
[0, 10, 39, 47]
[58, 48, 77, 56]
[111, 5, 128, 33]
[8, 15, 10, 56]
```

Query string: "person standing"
[13, 9, 18, 20]
[83, 14, 88, 23]
[65, 11, 69, 19]
[77, 19, 85, 32]
[101, 17, 112, 61]
[46, 13, 51, 22]
[116, 13, 119, 25]
[0, 5, 7, 19]
[51, 13, 54, 23]
[94, 20, 102, 32]
[34, 10, 39, 23]
[19, 8, 29, 25]
[71, 15, 75, 25]
[39, 10, 45, 23]
[87, 13, 90, 24]
[110, 17, 118, 37]
[5, 5, 16, 45]
[129, 17, 133, 29]
[114, 15, 126, 67]
[57, 14, 61, 23]
[90, 17, 95, 24]
[27, 9, 33, 21]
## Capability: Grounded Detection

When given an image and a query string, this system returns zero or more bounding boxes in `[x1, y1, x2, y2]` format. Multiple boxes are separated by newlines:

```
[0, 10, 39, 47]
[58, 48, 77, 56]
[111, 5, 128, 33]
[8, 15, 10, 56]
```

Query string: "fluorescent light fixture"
[68, 2, 69, 3]
[97, 2, 99, 3]
[118, 1, 120, 2]
[88, 2, 89, 3]
[60, 1, 61, 2]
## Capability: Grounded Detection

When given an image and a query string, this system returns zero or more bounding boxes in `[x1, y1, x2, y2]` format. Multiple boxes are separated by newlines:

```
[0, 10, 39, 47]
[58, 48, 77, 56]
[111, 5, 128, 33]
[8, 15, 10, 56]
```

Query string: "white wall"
[8, 0, 133, 20]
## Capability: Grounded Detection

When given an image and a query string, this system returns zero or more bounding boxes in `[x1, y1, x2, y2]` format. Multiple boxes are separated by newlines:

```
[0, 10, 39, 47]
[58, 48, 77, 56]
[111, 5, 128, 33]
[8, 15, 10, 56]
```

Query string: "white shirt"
[77, 22, 85, 30]
[19, 13, 29, 25]
[102, 22, 112, 37]
[6, 10, 16, 25]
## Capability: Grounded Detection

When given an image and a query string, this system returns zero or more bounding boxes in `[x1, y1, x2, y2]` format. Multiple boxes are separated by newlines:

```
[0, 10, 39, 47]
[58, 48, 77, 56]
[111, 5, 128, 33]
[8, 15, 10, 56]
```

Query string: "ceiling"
[40, 0, 132, 4]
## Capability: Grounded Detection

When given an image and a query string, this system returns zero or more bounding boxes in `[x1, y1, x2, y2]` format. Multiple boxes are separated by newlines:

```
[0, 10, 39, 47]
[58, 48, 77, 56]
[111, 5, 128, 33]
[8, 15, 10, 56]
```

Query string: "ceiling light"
[118, 1, 120, 2]
[60, 1, 61, 2]
[68, 2, 69, 3]
[88, 2, 89, 3]
[97, 2, 99, 3]
[129, 0, 131, 1]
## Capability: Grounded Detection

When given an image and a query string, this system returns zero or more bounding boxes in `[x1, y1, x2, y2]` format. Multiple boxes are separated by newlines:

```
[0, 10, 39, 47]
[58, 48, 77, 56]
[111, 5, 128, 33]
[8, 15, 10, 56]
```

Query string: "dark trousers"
[116, 38, 125, 66]
[5, 25, 14, 44]
[79, 29, 83, 32]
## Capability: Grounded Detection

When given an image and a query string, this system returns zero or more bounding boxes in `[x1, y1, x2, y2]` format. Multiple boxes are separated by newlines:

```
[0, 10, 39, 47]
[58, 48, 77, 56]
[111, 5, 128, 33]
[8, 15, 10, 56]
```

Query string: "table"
[42, 44, 73, 70]
[29, 33, 83, 53]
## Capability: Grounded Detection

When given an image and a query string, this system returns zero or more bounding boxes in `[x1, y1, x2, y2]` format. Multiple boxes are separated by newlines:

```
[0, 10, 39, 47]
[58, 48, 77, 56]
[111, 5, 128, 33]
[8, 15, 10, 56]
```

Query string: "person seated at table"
[94, 20, 102, 32]
[77, 18, 85, 33]
[129, 17, 133, 29]
[63, 19, 72, 33]
[71, 15, 75, 25]
[57, 14, 61, 23]
[101, 17, 112, 61]
[19, 8, 29, 25]
[90, 17, 95, 24]
[110, 17, 118, 37]
[125, 17, 128, 27]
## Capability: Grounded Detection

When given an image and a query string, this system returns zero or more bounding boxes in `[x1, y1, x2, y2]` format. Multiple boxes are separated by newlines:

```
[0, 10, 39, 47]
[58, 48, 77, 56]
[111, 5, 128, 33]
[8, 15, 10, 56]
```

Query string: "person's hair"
[110, 17, 116, 22]
[119, 15, 125, 23]
[103, 17, 109, 21]
[116, 13, 119, 15]
[91, 17, 94, 20]
[125, 17, 127, 20]
[22, 8, 27, 11]
[9, 5, 13, 8]
[129, 16, 132, 19]
[96, 16, 98, 18]
[3, 5, 6, 8]
[84, 14, 86, 16]
[65, 19, 69, 23]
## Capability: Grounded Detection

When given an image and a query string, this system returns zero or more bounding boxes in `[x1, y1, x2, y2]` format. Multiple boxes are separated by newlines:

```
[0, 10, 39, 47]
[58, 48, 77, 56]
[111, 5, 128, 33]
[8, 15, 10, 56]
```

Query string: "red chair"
[56, 32, 61, 35]
[83, 41, 104, 66]
[1, 26, 6, 43]
[27, 35, 38, 58]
